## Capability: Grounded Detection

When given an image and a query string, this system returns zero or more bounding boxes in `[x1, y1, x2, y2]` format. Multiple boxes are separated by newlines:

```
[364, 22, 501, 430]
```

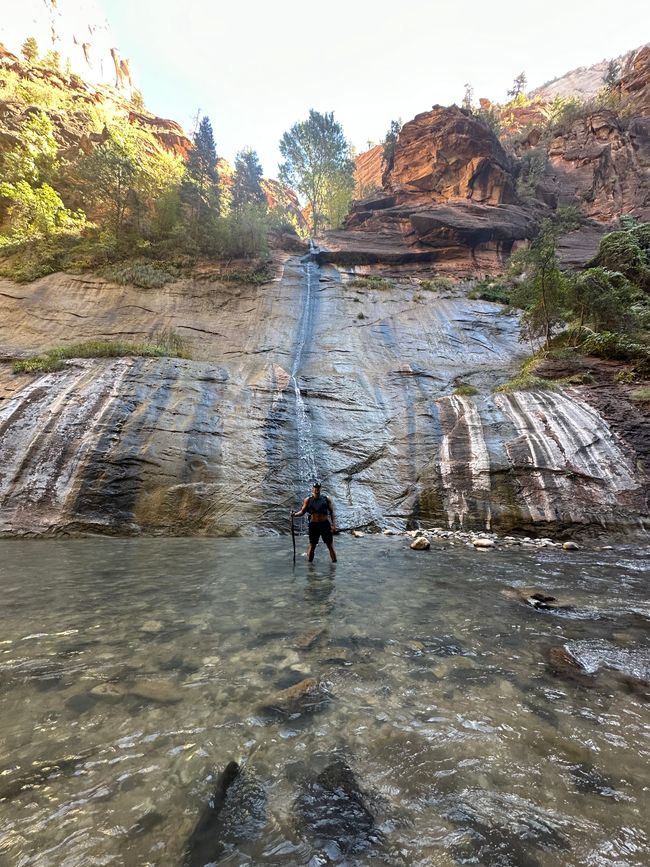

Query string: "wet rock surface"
[0, 257, 647, 537]
[294, 760, 381, 857]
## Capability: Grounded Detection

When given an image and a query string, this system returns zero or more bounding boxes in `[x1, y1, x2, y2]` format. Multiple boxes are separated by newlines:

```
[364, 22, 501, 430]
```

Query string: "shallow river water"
[0, 537, 649, 866]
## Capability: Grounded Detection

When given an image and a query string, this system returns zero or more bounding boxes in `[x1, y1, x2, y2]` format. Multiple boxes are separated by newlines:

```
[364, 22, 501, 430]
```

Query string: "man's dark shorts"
[308, 520, 333, 546]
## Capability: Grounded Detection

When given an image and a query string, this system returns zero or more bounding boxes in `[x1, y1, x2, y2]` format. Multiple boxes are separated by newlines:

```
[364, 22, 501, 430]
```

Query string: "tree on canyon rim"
[182, 115, 220, 245]
[279, 110, 355, 233]
[231, 148, 266, 212]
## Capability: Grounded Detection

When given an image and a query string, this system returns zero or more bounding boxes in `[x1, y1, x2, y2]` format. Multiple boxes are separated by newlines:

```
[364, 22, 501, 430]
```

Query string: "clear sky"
[103, 0, 648, 178]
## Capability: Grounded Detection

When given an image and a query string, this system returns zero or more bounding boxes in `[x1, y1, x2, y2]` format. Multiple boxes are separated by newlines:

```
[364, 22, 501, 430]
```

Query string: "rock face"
[0, 0, 132, 93]
[545, 109, 650, 223]
[387, 107, 515, 206]
[354, 143, 386, 197]
[0, 261, 646, 537]
[344, 107, 534, 272]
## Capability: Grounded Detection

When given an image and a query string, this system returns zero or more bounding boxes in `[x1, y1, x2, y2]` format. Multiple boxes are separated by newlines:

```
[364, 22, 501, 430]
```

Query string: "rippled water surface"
[0, 537, 649, 866]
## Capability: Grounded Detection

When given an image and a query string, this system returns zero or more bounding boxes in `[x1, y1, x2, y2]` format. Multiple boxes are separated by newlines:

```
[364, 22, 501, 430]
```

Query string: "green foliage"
[102, 259, 179, 288]
[382, 119, 402, 165]
[0, 111, 86, 243]
[462, 84, 474, 112]
[507, 72, 527, 101]
[41, 51, 61, 72]
[516, 147, 547, 199]
[181, 115, 221, 248]
[468, 277, 512, 304]
[214, 205, 269, 258]
[454, 384, 479, 396]
[21, 37, 39, 63]
[231, 148, 266, 212]
[13, 332, 190, 374]
[509, 219, 569, 347]
[614, 369, 636, 384]
[279, 109, 355, 233]
[580, 331, 650, 372]
[630, 386, 650, 402]
[591, 225, 650, 291]
[603, 59, 621, 89]
[476, 103, 501, 136]
[419, 276, 454, 292]
[348, 275, 393, 290]
[567, 267, 639, 332]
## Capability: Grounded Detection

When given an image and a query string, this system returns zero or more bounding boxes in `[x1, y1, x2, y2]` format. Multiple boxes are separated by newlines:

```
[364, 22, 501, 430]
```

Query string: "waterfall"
[291, 241, 319, 490]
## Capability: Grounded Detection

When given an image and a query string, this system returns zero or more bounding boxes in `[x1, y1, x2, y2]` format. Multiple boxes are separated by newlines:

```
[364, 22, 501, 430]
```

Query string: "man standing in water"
[291, 482, 337, 562]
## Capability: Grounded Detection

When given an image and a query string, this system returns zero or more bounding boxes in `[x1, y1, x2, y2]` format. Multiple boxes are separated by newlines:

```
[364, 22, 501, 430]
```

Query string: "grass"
[453, 384, 479, 396]
[348, 275, 394, 291]
[102, 260, 179, 289]
[419, 277, 454, 292]
[495, 353, 559, 393]
[630, 386, 650, 403]
[12, 331, 190, 374]
[468, 277, 512, 305]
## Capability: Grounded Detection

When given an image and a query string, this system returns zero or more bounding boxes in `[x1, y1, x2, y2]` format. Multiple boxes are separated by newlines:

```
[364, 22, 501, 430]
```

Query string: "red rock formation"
[619, 44, 650, 115]
[386, 106, 515, 206]
[354, 144, 386, 197]
[546, 109, 650, 222]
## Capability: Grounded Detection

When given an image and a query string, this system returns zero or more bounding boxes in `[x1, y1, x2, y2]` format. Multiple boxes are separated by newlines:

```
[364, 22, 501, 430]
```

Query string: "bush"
[419, 276, 454, 292]
[348, 275, 393, 290]
[12, 331, 190, 374]
[454, 384, 479, 396]
[102, 259, 178, 289]
[468, 277, 512, 304]
[580, 331, 650, 374]
[630, 386, 650, 403]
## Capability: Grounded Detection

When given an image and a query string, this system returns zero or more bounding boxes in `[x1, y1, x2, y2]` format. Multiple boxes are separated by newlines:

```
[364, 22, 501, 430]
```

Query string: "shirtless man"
[291, 482, 337, 562]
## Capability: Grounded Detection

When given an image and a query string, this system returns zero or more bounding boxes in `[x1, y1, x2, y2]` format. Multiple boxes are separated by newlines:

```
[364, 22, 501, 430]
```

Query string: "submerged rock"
[547, 647, 597, 687]
[0, 751, 92, 801]
[261, 677, 330, 719]
[129, 680, 184, 704]
[182, 761, 266, 866]
[294, 760, 381, 856]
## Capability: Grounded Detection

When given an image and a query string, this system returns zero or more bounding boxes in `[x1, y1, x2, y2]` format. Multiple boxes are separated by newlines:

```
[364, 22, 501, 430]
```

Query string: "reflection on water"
[0, 538, 648, 866]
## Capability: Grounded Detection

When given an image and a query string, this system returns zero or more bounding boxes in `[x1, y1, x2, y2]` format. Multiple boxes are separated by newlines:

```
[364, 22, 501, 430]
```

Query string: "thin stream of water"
[291, 244, 318, 490]
[0, 537, 648, 866]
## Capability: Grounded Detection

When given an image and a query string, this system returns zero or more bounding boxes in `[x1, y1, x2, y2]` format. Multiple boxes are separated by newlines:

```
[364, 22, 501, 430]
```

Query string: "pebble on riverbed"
[400, 527, 585, 551]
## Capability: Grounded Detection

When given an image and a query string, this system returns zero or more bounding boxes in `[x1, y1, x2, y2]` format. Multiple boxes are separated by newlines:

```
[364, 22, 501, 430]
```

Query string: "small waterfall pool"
[0, 537, 648, 865]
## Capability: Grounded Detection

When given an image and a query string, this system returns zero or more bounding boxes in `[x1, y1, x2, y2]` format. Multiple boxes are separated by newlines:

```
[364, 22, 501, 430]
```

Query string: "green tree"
[603, 59, 621, 90]
[279, 109, 354, 233]
[42, 50, 61, 72]
[567, 267, 638, 334]
[182, 115, 220, 244]
[0, 112, 85, 240]
[507, 71, 527, 100]
[462, 83, 474, 112]
[231, 148, 266, 213]
[510, 216, 573, 348]
[382, 118, 402, 165]
[592, 226, 650, 291]
[21, 37, 39, 63]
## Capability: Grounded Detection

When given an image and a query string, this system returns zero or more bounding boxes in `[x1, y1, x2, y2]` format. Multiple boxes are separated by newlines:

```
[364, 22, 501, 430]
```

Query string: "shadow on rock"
[294, 759, 383, 859]
[182, 761, 266, 867]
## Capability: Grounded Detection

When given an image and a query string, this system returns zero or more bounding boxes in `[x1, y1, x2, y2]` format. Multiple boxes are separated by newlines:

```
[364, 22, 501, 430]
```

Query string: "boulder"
[410, 536, 430, 550]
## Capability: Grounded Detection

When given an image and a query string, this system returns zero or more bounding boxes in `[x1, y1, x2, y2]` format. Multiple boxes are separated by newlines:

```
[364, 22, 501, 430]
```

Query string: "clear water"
[0, 538, 649, 866]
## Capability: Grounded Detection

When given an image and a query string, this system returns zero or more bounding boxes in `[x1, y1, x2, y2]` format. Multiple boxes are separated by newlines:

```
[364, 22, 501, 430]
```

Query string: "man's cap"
[312, 480, 321, 487]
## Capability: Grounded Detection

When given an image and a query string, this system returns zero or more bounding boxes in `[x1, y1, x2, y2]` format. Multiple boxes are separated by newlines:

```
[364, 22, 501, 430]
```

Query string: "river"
[0, 537, 648, 865]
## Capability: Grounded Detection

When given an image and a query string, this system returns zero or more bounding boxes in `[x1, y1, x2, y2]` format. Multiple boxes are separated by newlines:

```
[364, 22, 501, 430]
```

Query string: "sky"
[103, 0, 648, 179]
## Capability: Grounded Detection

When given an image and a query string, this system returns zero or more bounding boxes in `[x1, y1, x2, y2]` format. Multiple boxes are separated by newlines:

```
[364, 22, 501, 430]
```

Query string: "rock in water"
[294, 760, 381, 856]
[410, 536, 430, 550]
[183, 762, 266, 866]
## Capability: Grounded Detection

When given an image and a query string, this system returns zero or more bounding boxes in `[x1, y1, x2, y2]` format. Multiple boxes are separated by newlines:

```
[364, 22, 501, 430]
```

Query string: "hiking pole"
[291, 512, 296, 565]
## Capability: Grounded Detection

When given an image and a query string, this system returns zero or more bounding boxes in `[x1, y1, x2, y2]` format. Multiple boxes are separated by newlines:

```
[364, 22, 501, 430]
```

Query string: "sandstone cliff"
[0, 261, 647, 538]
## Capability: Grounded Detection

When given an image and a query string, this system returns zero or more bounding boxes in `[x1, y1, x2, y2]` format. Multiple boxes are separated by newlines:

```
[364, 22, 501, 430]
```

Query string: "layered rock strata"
[0, 261, 646, 537]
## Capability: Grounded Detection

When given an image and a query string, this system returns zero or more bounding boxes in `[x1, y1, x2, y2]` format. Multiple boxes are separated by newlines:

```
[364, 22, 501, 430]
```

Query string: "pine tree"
[231, 148, 266, 212]
[182, 115, 220, 244]
[507, 72, 527, 100]
[21, 37, 38, 63]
